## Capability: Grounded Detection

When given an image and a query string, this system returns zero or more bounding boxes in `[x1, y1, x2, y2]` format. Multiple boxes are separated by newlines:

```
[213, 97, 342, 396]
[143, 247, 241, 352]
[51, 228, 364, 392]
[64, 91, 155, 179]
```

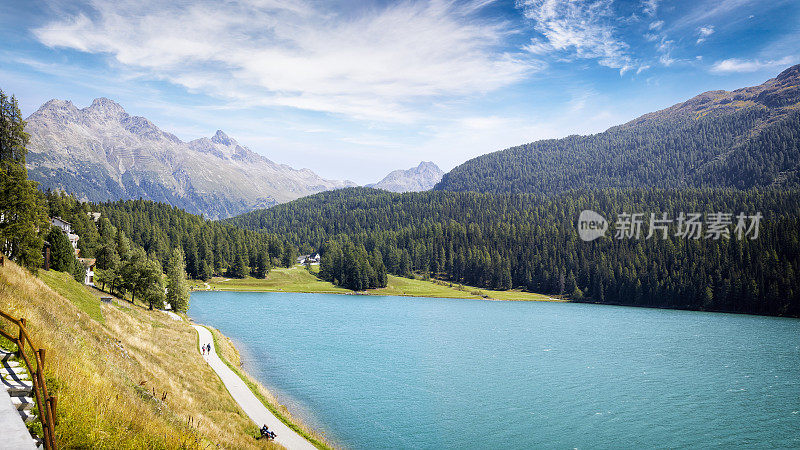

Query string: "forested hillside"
[227, 187, 800, 317]
[47, 193, 296, 282]
[436, 64, 800, 194]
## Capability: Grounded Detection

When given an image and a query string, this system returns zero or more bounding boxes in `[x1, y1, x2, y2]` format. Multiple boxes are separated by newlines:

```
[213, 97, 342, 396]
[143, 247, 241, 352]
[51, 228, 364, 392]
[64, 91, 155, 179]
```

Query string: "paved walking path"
[193, 325, 316, 450]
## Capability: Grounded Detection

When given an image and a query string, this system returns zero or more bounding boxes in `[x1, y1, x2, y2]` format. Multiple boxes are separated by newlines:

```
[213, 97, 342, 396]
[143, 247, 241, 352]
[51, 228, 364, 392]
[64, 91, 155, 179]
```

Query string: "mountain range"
[24, 65, 800, 219]
[436, 64, 800, 194]
[367, 161, 444, 192]
[24, 98, 354, 219]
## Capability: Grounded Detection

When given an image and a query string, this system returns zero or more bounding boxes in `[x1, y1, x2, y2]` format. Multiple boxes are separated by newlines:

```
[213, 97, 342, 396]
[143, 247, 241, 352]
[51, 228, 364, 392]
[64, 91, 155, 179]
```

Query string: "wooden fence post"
[17, 318, 25, 356]
[50, 396, 58, 425]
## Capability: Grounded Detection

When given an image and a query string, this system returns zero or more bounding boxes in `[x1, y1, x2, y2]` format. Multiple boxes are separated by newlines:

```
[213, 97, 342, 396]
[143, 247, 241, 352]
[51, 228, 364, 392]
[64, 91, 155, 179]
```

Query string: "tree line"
[41, 192, 303, 310]
[227, 187, 800, 317]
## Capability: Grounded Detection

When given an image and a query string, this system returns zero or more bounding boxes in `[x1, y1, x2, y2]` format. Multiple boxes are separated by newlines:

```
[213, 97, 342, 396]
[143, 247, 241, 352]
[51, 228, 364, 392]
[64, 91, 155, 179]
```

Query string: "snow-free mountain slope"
[25, 98, 354, 218]
[368, 161, 444, 192]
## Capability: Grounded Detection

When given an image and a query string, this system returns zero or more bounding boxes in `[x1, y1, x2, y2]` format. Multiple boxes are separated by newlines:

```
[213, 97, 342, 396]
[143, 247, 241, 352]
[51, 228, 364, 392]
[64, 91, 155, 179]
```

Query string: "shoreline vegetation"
[192, 265, 560, 303]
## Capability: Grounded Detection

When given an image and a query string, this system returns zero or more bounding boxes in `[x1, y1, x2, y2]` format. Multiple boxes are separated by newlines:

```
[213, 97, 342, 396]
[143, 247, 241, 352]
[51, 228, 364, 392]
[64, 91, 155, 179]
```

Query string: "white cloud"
[696, 25, 715, 44]
[649, 20, 664, 31]
[642, 0, 660, 17]
[516, 0, 635, 74]
[656, 37, 676, 66]
[710, 56, 797, 73]
[33, 0, 535, 122]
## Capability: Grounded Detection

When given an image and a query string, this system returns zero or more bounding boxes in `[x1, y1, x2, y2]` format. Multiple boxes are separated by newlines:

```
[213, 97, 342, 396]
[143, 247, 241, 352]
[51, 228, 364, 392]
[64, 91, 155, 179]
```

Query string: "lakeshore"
[191, 265, 560, 302]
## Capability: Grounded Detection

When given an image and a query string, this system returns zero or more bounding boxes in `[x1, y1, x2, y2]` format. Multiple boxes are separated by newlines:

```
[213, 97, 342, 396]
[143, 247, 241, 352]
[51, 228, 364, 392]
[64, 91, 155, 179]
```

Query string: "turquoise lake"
[189, 292, 800, 449]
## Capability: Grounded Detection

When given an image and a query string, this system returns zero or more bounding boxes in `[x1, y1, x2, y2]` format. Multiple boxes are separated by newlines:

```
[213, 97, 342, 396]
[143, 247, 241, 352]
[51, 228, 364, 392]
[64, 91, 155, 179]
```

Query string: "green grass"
[38, 270, 104, 322]
[197, 265, 559, 302]
[200, 266, 349, 294]
[372, 275, 560, 301]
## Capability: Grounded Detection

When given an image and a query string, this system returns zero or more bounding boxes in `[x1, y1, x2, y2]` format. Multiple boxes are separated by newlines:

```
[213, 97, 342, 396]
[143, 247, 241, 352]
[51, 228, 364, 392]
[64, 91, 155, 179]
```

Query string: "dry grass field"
[0, 259, 282, 449]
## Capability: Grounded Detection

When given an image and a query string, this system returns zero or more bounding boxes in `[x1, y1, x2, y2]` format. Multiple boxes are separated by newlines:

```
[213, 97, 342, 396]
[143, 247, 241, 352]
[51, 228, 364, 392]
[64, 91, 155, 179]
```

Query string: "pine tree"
[253, 250, 271, 279]
[165, 247, 190, 313]
[0, 90, 48, 269]
[199, 260, 213, 281]
[47, 227, 75, 272]
[229, 253, 249, 278]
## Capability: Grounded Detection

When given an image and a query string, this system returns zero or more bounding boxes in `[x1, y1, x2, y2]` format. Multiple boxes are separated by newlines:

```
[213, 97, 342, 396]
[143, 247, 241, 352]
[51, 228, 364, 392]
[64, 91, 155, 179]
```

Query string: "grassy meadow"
[195, 265, 559, 302]
[199, 266, 349, 294]
[37, 269, 104, 322]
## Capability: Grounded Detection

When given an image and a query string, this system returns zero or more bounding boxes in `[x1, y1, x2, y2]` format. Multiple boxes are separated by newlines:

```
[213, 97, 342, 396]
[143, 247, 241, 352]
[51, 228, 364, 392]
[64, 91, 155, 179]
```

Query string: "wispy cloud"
[516, 0, 635, 74]
[642, 0, 660, 17]
[34, 0, 535, 123]
[710, 56, 796, 73]
[696, 25, 715, 44]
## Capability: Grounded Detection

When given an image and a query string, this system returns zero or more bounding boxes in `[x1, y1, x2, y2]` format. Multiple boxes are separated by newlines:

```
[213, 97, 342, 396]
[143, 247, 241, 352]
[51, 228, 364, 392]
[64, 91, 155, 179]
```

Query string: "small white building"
[79, 258, 96, 286]
[297, 253, 321, 265]
[51, 217, 80, 256]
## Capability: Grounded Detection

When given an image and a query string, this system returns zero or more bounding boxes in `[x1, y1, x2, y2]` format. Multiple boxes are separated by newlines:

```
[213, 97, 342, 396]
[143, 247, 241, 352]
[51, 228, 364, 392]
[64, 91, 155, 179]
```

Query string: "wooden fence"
[0, 309, 57, 450]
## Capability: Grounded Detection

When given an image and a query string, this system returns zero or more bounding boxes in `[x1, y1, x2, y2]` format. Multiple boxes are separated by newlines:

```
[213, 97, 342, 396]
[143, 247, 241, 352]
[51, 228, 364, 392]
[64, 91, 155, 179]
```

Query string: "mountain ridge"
[25, 98, 355, 219]
[435, 64, 800, 194]
[367, 161, 444, 192]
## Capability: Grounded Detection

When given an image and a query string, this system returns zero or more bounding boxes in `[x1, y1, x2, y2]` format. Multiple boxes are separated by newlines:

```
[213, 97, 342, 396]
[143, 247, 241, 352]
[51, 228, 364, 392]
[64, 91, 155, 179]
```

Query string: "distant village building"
[297, 253, 321, 265]
[87, 212, 101, 222]
[51, 217, 80, 256]
[79, 258, 96, 286]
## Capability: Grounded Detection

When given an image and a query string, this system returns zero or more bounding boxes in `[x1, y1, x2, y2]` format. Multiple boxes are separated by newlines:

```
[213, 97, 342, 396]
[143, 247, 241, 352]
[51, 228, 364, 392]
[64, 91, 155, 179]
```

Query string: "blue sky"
[1, 0, 798, 184]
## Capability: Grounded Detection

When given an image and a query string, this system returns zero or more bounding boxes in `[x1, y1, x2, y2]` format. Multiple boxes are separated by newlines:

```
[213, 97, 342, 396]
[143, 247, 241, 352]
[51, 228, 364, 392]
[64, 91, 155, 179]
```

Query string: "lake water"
[189, 292, 800, 449]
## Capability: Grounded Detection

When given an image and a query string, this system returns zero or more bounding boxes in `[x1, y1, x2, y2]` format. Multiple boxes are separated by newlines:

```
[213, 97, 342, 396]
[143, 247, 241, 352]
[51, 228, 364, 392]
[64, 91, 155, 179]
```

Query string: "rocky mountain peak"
[416, 161, 439, 171]
[24, 96, 357, 218]
[369, 161, 444, 192]
[33, 99, 80, 120]
[86, 97, 127, 117]
[211, 130, 235, 146]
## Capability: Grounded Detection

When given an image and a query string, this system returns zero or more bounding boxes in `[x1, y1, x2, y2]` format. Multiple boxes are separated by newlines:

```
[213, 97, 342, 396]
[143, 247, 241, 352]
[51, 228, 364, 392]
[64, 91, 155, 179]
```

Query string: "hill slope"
[24, 98, 354, 218]
[435, 64, 800, 193]
[0, 259, 279, 448]
[367, 161, 444, 192]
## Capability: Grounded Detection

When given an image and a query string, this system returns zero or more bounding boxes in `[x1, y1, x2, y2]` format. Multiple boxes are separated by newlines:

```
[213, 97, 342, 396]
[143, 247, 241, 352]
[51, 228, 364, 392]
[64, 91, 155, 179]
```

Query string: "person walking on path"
[193, 325, 316, 450]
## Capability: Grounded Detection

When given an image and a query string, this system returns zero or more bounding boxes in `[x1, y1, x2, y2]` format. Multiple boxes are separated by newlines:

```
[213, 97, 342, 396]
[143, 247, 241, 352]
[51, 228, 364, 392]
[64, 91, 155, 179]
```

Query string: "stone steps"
[11, 396, 34, 411]
[4, 381, 34, 397]
[19, 409, 38, 424]
[0, 348, 40, 449]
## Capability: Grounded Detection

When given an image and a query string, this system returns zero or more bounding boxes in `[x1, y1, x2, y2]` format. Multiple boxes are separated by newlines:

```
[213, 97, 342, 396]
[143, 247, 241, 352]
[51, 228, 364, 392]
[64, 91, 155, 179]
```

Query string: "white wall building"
[79, 258, 96, 286]
[51, 217, 80, 256]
